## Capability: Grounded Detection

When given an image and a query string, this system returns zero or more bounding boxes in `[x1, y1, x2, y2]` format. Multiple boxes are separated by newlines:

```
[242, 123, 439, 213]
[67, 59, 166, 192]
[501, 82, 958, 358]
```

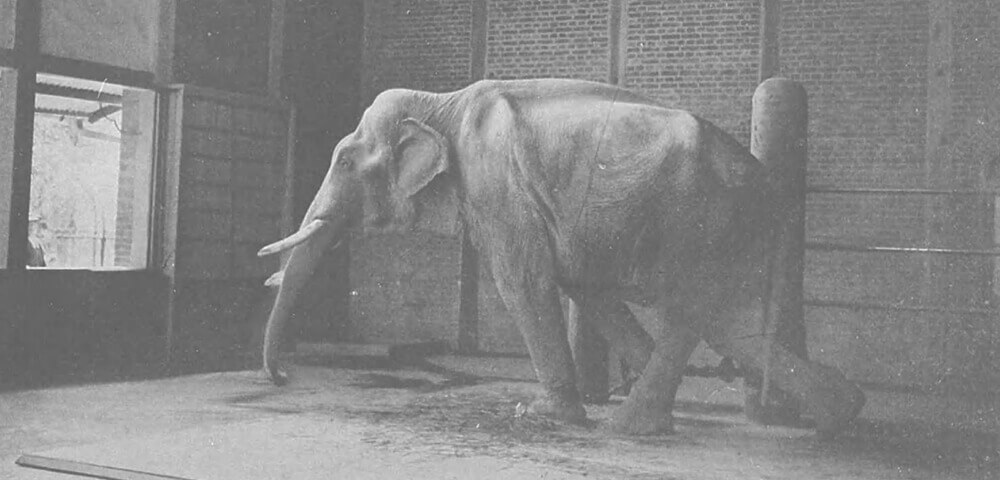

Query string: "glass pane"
[29, 73, 156, 270]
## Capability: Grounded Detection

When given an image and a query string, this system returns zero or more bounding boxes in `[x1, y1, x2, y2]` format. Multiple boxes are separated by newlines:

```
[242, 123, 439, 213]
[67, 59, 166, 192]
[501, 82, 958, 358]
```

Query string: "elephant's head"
[257, 89, 451, 384]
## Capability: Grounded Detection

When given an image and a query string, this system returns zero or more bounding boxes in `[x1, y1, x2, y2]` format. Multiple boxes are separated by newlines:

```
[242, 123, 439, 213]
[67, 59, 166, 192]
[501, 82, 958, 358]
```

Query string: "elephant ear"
[395, 118, 448, 199]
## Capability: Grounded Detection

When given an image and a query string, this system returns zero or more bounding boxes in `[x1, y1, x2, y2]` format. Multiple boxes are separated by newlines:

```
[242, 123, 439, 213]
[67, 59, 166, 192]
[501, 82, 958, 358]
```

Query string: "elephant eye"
[337, 158, 353, 169]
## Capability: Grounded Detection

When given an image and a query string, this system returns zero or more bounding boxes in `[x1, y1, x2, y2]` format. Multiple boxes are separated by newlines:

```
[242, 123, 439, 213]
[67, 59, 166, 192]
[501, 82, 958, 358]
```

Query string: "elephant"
[257, 78, 866, 436]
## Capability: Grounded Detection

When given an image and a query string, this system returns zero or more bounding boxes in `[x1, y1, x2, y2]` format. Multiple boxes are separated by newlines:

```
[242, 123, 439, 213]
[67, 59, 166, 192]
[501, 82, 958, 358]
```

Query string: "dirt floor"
[1, 355, 997, 479]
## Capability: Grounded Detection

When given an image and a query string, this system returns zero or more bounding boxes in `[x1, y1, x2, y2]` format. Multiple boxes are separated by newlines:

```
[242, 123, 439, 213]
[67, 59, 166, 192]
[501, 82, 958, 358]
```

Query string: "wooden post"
[564, 0, 631, 403]
[744, 77, 808, 424]
[267, 0, 286, 99]
[5, 0, 39, 271]
[457, 0, 489, 355]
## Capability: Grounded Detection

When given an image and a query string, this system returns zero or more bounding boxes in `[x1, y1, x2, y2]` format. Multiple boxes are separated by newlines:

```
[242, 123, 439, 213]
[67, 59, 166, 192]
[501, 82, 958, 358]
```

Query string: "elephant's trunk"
[258, 216, 342, 385]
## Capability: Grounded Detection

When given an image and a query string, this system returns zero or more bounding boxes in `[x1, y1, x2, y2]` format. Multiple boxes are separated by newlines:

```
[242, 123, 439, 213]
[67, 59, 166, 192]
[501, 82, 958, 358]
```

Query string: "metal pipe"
[805, 298, 996, 316]
[807, 186, 997, 196]
[806, 241, 1000, 257]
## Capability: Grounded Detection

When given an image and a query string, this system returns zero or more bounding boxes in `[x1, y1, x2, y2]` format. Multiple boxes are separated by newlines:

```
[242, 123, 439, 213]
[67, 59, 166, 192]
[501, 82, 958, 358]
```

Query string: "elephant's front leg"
[491, 259, 586, 424]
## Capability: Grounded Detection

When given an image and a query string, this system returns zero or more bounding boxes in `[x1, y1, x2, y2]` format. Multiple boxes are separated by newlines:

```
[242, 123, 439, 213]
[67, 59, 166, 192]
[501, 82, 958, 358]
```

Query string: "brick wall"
[625, 0, 760, 139]
[363, 0, 473, 100]
[486, 0, 609, 82]
[780, 0, 929, 188]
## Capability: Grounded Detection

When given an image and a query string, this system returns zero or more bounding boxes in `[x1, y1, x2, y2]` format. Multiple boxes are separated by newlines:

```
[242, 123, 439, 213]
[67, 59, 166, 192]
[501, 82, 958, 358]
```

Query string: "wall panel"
[38, 0, 160, 73]
[162, 84, 294, 371]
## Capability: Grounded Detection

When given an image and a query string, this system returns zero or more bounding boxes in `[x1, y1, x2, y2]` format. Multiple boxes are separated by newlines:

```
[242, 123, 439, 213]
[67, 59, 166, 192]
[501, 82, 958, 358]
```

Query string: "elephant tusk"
[264, 270, 284, 287]
[257, 219, 331, 257]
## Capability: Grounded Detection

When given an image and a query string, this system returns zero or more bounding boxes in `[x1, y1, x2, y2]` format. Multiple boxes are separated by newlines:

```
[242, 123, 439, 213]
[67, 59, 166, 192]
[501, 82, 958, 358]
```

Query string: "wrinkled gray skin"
[258, 79, 865, 436]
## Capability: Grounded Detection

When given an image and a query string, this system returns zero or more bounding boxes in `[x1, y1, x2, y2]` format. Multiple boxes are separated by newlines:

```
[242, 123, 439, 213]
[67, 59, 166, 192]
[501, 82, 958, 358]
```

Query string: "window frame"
[29, 73, 162, 270]
[1, 0, 165, 272]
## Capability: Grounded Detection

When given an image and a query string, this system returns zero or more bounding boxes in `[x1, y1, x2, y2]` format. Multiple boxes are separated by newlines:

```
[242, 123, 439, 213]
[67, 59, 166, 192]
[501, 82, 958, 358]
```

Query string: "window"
[29, 73, 156, 269]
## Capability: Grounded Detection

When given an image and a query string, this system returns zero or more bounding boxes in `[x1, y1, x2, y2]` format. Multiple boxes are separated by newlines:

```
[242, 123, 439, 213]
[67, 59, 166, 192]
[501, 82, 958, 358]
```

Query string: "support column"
[267, 0, 287, 99]
[457, 0, 488, 354]
[565, 0, 630, 402]
[6, 0, 39, 271]
[744, 77, 808, 425]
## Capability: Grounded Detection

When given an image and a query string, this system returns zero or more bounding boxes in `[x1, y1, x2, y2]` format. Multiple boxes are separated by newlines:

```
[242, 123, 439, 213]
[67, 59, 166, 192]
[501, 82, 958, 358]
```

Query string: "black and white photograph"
[0, 1, 996, 478]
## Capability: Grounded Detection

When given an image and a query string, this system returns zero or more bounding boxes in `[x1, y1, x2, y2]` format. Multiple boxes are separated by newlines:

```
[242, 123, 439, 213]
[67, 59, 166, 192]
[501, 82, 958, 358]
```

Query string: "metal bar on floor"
[16, 455, 198, 480]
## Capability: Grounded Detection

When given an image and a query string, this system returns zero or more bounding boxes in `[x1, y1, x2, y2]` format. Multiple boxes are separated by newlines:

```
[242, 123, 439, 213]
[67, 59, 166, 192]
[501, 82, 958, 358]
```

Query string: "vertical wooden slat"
[268, 0, 286, 98]
[566, 0, 630, 400]
[6, 0, 40, 270]
[159, 86, 186, 366]
[458, 0, 489, 355]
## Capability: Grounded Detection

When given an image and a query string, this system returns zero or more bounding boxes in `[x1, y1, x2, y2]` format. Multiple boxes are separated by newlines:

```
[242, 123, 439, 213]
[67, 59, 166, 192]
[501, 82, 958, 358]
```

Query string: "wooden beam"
[17, 454, 198, 480]
[6, 0, 39, 271]
[458, 0, 489, 355]
[268, 0, 287, 98]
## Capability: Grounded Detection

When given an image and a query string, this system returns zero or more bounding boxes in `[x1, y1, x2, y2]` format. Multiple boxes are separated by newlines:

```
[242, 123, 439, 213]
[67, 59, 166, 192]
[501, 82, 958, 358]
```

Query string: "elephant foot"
[527, 395, 587, 425]
[606, 402, 675, 435]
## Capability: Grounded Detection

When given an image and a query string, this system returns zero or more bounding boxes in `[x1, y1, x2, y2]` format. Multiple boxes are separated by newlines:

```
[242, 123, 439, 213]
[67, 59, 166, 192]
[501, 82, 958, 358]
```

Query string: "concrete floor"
[1, 355, 997, 480]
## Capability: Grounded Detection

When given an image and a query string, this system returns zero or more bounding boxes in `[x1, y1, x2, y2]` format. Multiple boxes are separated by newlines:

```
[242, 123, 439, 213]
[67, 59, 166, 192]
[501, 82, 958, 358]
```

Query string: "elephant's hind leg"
[607, 311, 698, 435]
[708, 333, 866, 437]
